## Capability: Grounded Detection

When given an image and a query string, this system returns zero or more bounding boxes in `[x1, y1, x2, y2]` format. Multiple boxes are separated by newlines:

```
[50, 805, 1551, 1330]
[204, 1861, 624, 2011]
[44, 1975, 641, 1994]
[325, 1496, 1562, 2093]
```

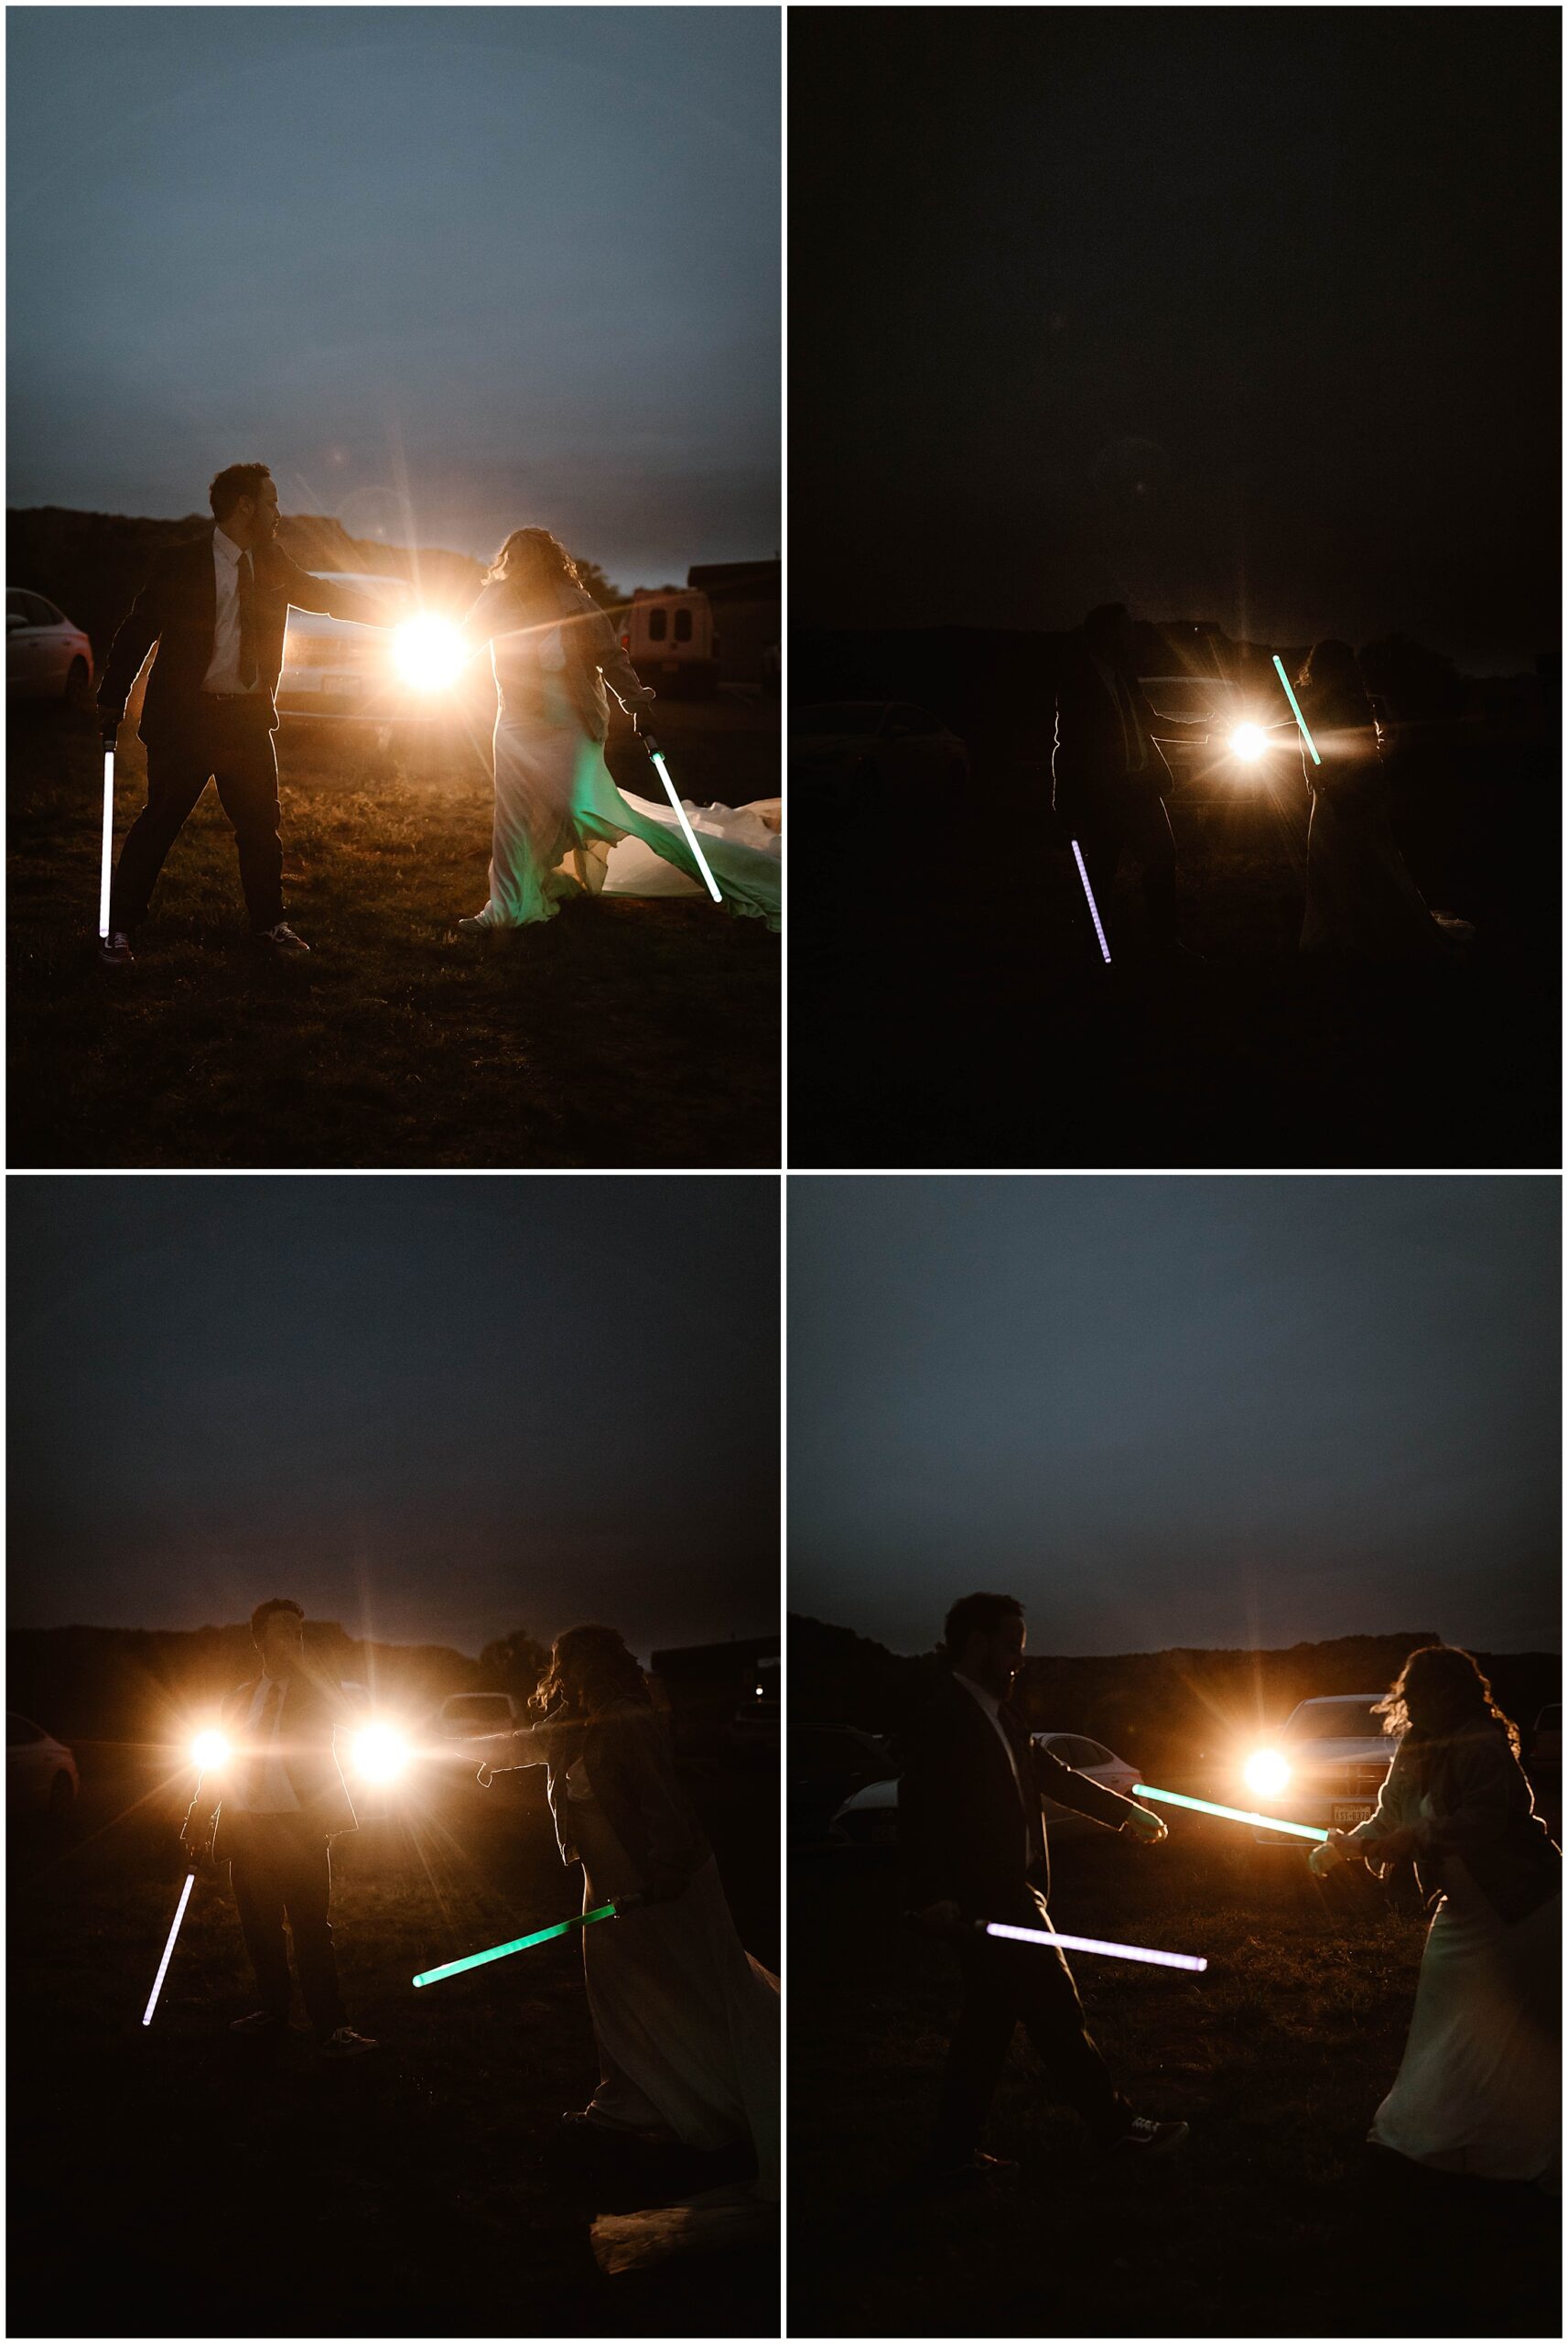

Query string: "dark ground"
[7, 697, 779, 1168]
[7, 1741, 779, 2339]
[788, 1819, 1559, 2339]
[788, 682, 1558, 1169]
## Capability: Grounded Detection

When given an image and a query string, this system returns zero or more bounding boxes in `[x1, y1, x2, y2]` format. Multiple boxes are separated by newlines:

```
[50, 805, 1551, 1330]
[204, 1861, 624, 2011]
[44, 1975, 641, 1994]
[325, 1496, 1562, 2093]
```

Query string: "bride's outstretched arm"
[477, 1719, 575, 1780]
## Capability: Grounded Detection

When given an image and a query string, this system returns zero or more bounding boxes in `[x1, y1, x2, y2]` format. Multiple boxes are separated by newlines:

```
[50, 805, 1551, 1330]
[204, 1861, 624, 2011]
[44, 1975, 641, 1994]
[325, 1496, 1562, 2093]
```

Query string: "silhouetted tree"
[478, 1628, 550, 1701]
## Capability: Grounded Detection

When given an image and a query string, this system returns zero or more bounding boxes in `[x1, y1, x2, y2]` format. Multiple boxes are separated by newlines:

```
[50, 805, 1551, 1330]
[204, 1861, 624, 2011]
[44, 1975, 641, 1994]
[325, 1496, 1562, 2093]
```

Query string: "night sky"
[790, 8, 1559, 670]
[7, 8, 779, 587]
[789, 1178, 1560, 1657]
[9, 1178, 779, 1661]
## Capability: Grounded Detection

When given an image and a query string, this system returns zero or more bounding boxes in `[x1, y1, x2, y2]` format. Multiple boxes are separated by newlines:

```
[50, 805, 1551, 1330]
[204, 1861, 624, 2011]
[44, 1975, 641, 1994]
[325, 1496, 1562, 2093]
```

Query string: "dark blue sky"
[789, 1178, 1560, 1656]
[9, 1177, 779, 1661]
[791, 8, 1559, 669]
[7, 8, 778, 589]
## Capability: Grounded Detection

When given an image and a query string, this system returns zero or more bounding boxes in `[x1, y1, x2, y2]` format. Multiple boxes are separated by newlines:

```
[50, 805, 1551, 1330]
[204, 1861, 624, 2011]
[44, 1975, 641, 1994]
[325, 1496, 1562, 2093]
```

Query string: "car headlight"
[1229, 722, 1267, 763]
[190, 1730, 231, 1771]
[353, 1724, 411, 1783]
[1244, 1749, 1292, 1797]
[393, 615, 467, 691]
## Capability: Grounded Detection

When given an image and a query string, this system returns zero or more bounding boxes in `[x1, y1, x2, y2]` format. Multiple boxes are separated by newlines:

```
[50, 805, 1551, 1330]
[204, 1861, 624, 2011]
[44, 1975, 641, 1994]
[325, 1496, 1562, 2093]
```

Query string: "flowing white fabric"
[1368, 1850, 1560, 2183]
[474, 720, 780, 933]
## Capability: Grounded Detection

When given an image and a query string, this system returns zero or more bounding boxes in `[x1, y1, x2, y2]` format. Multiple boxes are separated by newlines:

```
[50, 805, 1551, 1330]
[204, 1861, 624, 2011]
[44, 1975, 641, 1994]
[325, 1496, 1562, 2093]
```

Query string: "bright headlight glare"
[354, 1723, 410, 1783]
[1230, 722, 1267, 763]
[394, 615, 466, 691]
[1244, 1749, 1292, 1797]
[191, 1730, 231, 1771]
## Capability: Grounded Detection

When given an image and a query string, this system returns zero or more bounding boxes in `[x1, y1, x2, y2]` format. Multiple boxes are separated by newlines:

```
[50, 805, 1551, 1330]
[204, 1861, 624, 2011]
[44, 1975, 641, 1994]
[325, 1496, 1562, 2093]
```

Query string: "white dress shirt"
[201, 526, 263, 697]
[227, 1669, 301, 1814]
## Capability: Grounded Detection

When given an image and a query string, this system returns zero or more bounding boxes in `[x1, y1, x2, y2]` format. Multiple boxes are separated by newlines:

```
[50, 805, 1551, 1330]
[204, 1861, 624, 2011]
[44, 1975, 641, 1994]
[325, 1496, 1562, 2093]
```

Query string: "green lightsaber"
[1133, 1782, 1329, 1843]
[1271, 655, 1321, 766]
[413, 1897, 628, 1988]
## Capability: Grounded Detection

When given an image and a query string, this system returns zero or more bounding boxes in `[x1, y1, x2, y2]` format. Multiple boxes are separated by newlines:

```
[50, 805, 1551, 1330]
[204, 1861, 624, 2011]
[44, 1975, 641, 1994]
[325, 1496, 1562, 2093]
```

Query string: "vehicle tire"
[62, 659, 94, 724]
[48, 1771, 75, 1818]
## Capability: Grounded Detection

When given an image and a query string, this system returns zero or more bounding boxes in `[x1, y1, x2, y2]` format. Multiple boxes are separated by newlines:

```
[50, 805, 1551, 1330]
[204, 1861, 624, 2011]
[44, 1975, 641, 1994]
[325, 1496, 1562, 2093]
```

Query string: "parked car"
[790, 1723, 897, 1843]
[7, 590, 94, 710]
[829, 1730, 1138, 1850]
[276, 572, 479, 725]
[7, 1713, 79, 1817]
[424, 1689, 531, 1781]
[618, 590, 719, 698]
[789, 700, 969, 792]
[1237, 1696, 1400, 1843]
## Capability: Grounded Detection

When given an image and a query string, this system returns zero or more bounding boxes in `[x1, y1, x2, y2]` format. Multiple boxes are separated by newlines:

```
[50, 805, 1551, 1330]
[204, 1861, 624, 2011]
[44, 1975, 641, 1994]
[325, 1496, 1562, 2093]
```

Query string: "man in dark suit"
[182, 1596, 376, 2057]
[1051, 603, 1205, 958]
[901, 1590, 1187, 2180]
[96, 462, 388, 966]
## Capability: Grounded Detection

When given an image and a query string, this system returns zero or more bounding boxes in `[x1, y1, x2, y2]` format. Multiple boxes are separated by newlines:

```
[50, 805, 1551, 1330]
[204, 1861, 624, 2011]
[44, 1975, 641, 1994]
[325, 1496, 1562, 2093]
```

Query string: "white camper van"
[620, 588, 719, 698]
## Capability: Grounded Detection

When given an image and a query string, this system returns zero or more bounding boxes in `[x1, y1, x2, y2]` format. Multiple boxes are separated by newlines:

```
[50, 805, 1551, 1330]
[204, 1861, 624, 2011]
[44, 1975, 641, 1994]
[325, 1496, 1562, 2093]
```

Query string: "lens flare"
[394, 615, 467, 691]
[354, 1724, 410, 1783]
[1243, 1749, 1292, 1797]
[1230, 722, 1267, 763]
[190, 1731, 231, 1771]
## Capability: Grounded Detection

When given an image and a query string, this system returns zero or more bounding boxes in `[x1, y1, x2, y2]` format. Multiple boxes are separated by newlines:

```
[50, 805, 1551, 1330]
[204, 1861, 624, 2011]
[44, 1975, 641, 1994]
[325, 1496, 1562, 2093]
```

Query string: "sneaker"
[456, 916, 490, 939]
[257, 922, 310, 955]
[1104, 2115, 1189, 2159]
[98, 930, 135, 967]
[229, 2009, 287, 2035]
[319, 2024, 378, 2059]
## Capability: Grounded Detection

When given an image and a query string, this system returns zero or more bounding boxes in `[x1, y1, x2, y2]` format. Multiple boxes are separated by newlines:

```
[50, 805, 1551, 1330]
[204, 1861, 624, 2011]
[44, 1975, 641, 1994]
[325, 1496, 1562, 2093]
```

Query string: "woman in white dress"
[1293, 640, 1471, 959]
[1310, 1645, 1559, 2184]
[455, 527, 780, 937]
[480, 1623, 779, 2265]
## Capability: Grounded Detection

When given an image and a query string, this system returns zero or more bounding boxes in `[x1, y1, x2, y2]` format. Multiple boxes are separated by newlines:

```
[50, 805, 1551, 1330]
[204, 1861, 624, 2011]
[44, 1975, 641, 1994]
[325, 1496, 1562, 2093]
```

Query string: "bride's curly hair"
[1375, 1645, 1520, 1789]
[485, 526, 582, 601]
[532, 1623, 653, 1720]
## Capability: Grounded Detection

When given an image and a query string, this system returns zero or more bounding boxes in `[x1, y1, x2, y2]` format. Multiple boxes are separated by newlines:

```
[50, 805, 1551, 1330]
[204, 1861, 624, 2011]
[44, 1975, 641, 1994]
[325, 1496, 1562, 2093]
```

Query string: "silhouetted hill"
[7, 506, 487, 661]
[6, 1621, 481, 1743]
[787, 1612, 1561, 1773]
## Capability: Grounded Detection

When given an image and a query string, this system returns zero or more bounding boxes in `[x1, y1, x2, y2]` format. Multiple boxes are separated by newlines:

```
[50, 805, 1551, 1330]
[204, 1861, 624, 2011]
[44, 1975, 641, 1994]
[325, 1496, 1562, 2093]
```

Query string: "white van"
[619, 589, 719, 698]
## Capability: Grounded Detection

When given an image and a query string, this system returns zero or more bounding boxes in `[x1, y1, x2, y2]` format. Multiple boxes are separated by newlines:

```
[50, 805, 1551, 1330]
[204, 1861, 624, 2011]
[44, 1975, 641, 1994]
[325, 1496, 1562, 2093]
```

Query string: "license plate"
[1332, 1802, 1373, 1826]
[321, 673, 362, 695]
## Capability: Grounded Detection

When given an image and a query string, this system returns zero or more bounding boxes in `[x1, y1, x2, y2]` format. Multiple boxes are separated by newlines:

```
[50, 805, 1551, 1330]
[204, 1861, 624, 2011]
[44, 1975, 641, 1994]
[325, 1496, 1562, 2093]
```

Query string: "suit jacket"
[184, 1664, 358, 1863]
[98, 529, 386, 746]
[1050, 639, 1172, 825]
[543, 1700, 710, 1896]
[900, 1670, 1141, 1918]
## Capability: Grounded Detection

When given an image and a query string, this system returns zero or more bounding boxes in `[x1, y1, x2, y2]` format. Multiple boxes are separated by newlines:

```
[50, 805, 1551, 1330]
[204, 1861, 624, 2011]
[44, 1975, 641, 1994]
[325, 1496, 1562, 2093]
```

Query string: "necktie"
[244, 1681, 283, 1805]
[236, 551, 258, 689]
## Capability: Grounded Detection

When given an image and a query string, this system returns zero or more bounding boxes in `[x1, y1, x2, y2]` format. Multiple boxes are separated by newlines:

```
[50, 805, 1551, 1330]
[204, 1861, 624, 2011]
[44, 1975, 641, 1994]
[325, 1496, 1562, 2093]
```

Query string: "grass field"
[789, 740, 1559, 1168]
[787, 1821, 1558, 2339]
[8, 1746, 779, 2339]
[7, 699, 779, 1168]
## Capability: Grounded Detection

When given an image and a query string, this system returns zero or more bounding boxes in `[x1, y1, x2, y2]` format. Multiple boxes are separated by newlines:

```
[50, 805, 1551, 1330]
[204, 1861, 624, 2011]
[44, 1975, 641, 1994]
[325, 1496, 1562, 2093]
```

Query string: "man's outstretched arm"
[271, 552, 393, 628]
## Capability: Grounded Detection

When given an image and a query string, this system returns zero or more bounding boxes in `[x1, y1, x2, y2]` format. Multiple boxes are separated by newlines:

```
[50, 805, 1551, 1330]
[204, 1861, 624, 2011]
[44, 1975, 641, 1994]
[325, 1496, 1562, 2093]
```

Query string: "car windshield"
[794, 704, 883, 736]
[1141, 678, 1227, 719]
[1285, 1699, 1385, 1739]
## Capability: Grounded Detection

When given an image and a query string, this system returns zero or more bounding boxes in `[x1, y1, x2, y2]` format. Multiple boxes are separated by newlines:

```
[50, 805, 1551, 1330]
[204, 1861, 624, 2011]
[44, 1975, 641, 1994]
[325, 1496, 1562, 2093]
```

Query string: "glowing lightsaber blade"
[1070, 840, 1112, 963]
[98, 744, 116, 939]
[1133, 1781, 1328, 1843]
[1271, 656, 1321, 766]
[412, 1898, 623, 1989]
[640, 731, 723, 904]
[142, 1871, 197, 2025]
[984, 1921, 1206, 1973]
